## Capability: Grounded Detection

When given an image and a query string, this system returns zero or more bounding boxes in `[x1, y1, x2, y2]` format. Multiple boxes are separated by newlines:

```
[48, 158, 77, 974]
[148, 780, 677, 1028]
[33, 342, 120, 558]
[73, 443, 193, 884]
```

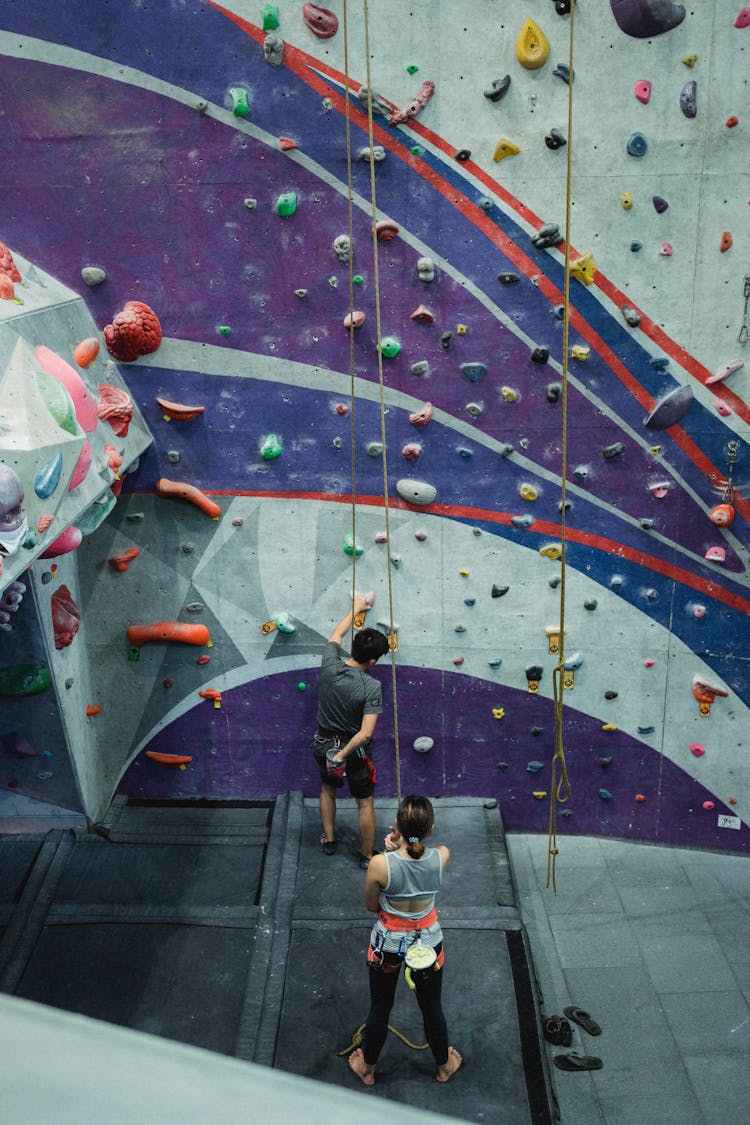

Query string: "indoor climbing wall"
[0, 2, 748, 847]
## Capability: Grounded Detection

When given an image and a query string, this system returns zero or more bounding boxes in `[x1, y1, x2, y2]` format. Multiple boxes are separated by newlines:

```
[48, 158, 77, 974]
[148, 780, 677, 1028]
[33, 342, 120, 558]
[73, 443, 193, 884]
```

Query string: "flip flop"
[564, 1006, 602, 1036]
[320, 835, 337, 856]
[543, 1015, 572, 1047]
[554, 1052, 603, 1072]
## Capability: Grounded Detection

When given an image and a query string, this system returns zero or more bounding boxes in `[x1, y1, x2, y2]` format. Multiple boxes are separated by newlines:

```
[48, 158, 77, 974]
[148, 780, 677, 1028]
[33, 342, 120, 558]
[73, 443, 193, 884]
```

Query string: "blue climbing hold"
[527, 761, 544, 773]
[627, 132, 648, 157]
[598, 788, 613, 801]
[649, 356, 670, 370]
[630, 240, 643, 252]
[460, 362, 487, 383]
[552, 63, 573, 83]
[511, 514, 534, 528]
[34, 450, 63, 499]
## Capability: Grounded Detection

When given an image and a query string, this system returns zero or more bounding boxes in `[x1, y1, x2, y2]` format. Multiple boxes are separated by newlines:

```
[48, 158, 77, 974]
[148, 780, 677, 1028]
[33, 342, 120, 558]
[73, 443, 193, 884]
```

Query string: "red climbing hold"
[734, 8, 750, 29]
[720, 231, 733, 252]
[51, 585, 80, 650]
[98, 383, 135, 437]
[103, 301, 162, 362]
[279, 137, 297, 151]
[302, 3, 338, 38]
[690, 742, 705, 757]
[725, 115, 739, 128]
[108, 548, 140, 573]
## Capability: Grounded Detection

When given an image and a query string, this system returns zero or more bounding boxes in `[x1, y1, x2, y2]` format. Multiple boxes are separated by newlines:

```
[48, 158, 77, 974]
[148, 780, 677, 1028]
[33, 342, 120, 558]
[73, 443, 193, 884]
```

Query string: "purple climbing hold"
[652, 195, 669, 213]
[644, 384, 694, 429]
[610, 0, 686, 39]
[680, 79, 697, 118]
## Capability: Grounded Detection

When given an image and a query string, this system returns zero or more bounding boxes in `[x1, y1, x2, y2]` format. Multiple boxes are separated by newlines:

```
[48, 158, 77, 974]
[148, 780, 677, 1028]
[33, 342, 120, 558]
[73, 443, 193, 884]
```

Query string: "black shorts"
[312, 731, 375, 799]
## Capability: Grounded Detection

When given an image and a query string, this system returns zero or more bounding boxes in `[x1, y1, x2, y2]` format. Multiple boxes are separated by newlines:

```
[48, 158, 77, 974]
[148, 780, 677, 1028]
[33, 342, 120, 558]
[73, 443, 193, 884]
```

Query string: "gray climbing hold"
[441, 331, 453, 350]
[622, 306, 641, 327]
[610, 575, 624, 589]
[680, 79, 697, 118]
[584, 598, 597, 610]
[549, 576, 561, 589]
[546, 383, 562, 403]
[126, 512, 145, 522]
[498, 273, 520, 285]
[466, 401, 484, 417]
[357, 86, 391, 116]
[333, 234, 352, 262]
[460, 362, 486, 383]
[413, 736, 434, 753]
[497, 760, 508, 769]
[527, 761, 544, 773]
[532, 223, 563, 249]
[244, 197, 258, 210]
[359, 145, 386, 162]
[602, 442, 625, 459]
[263, 33, 284, 66]
[545, 128, 567, 150]
[186, 602, 205, 614]
[367, 441, 383, 456]
[644, 384, 693, 429]
[627, 132, 648, 157]
[396, 479, 437, 505]
[166, 450, 181, 464]
[81, 266, 106, 287]
[511, 514, 534, 528]
[484, 75, 511, 102]
[598, 788, 612, 800]
[640, 518, 654, 529]
[609, 0, 686, 38]
[491, 585, 509, 598]
[417, 257, 435, 282]
[554, 305, 565, 320]
[411, 360, 430, 377]
[573, 464, 589, 480]
[531, 346, 549, 364]
[631, 240, 643, 252]
[652, 195, 669, 213]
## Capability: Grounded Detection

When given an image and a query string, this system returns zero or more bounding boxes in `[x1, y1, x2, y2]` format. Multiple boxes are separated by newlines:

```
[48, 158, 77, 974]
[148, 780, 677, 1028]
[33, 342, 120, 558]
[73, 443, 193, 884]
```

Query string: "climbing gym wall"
[0, 2, 748, 849]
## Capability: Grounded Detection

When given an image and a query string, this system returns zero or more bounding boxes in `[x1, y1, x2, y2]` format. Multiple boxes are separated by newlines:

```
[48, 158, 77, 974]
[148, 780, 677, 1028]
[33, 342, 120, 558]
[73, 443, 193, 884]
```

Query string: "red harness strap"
[377, 907, 438, 931]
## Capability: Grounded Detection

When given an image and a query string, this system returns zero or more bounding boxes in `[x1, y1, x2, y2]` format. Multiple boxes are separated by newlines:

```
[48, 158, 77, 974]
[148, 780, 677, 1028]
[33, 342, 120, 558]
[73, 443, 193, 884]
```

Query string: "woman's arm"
[435, 844, 450, 869]
[365, 853, 388, 912]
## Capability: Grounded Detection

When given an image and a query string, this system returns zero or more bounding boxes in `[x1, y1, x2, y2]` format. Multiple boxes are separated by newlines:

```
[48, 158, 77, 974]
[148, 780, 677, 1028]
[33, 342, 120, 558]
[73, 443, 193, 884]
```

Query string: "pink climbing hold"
[707, 359, 744, 385]
[634, 79, 652, 104]
[302, 3, 338, 38]
[705, 546, 726, 562]
[409, 401, 433, 426]
[68, 441, 92, 491]
[414, 529, 427, 541]
[690, 742, 705, 757]
[335, 403, 349, 416]
[35, 345, 99, 432]
[715, 399, 732, 417]
[402, 442, 423, 460]
[389, 80, 435, 126]
[734, 8, 750, 28]
[702, 800, 715, 811]
[453, 656, 465, 666]
[644, 658, 655, 667]
[650, 482, 670, 499]
[659, 242, 673, 256]
[343, 311, 366, 330]
[410, 304, 435, 323]
[693, 604, 706, 618]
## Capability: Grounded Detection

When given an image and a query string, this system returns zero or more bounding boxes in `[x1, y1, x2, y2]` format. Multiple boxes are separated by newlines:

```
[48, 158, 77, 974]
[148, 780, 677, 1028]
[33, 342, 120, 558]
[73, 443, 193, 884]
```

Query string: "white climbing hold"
[396, 479, 437, 506]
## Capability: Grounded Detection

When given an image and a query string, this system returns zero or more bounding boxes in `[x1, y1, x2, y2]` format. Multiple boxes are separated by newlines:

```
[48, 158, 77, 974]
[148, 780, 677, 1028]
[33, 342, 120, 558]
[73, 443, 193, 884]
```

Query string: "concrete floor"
[507, 833, 750, 1125]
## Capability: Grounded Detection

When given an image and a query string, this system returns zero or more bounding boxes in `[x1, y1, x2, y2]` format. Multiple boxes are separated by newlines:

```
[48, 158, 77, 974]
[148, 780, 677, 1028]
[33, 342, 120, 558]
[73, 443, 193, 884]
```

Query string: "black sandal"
[320, 835, 337, 856]
[543, 1015, 573, 1047]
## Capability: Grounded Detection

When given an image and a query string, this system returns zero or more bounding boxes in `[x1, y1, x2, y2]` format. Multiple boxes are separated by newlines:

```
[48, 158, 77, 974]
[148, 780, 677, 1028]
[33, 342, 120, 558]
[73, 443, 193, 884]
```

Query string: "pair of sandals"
[543, 1006, 603, 1072]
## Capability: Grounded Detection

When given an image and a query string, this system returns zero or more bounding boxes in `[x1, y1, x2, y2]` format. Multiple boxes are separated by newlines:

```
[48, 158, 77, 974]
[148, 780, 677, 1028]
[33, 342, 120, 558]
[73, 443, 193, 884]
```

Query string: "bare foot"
[436, 1046, 462, 1083]
[348, 1048, 376, 1086]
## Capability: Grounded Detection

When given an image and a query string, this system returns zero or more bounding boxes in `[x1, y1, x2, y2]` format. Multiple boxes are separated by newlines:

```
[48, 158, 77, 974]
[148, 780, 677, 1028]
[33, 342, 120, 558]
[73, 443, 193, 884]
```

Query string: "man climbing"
[312, 594, 390, 868]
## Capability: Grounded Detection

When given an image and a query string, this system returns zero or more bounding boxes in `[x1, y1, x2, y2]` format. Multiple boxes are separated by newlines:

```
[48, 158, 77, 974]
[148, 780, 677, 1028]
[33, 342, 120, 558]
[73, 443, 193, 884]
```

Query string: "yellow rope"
[342, 0, 358, 644]
[546, 1, 575, 893]
[337, 1022, 429, 1056]
[362, 0, 402, 803]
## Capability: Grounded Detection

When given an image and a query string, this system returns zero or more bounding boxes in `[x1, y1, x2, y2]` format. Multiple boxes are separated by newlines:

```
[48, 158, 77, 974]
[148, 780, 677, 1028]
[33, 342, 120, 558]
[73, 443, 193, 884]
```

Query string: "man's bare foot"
[436, 1046, 462, 1083]
[348, 1048, 376, 1086]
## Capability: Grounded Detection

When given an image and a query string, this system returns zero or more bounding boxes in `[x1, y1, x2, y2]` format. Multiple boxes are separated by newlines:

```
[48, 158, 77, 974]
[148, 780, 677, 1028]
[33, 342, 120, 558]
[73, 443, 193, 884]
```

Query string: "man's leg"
[320, 781, 337, 843]
[356, 794, 375, 859]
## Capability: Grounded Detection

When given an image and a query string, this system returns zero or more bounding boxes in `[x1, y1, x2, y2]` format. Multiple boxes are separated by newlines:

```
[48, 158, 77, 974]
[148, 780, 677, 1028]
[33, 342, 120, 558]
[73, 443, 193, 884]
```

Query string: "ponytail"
[396, 794, 434, 860]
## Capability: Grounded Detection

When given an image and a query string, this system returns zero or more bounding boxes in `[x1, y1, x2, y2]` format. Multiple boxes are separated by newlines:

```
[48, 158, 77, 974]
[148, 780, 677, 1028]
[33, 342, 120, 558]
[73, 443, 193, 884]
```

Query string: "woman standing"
[348, 794, 462, 1085]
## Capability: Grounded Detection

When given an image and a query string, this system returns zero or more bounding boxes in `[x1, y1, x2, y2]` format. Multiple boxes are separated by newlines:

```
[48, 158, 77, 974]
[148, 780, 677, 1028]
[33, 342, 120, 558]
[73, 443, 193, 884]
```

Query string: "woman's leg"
[363, 962, 400, 1063]
[413, 964, 449, 1067]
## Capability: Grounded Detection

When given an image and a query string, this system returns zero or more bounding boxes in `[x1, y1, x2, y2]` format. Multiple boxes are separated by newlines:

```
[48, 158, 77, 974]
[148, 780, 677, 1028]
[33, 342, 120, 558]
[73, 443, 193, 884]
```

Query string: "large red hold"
[103, 300, 162, 362]
[51, 585, 81, 650]
[98, 383, 135, 436]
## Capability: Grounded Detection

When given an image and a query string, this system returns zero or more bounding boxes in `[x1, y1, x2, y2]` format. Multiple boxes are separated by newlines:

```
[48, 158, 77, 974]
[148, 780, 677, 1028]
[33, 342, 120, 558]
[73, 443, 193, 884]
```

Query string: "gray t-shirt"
[317, 641, 382, 736]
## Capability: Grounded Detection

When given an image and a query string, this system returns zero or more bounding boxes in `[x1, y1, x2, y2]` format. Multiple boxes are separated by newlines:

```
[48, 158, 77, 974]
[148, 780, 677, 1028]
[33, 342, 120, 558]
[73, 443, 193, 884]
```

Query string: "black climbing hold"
[499, 443, 514, 458]
[545, 128, 567, 150]
[630, 240, 643, 252]
[584, 598, 597, 610]
[478, 197, 493, 211]
[602, 442, 625, 459]
[558, 499, 572, 511]
[526, 665, 543, 681]
[491, 584, 510, 598]
[560, 808, 573, 818]
[599, 756, 613, 768]
[484, 75, 511, 102]
[604, 690, 618, 700]
[640, 518, 654, 530]
[531, 345, 549, 364]
[497, 272, 520, 285]
[554, 305, 565, 320]
[440, 331, 452, 350]
[455, 148, 471, 162]
[649, 356, 670, 370]
[549, 576, 561, 589]
[622, 306, 641, 327]
[531, 726, 543, 736]
[497, 761, 509, 770]
[553, 0, 573, 12]
[637, 725, 655, 735]
[546, 383, 562, 403]
[652, 195, 669, 214]
[532, 223, 563, 250]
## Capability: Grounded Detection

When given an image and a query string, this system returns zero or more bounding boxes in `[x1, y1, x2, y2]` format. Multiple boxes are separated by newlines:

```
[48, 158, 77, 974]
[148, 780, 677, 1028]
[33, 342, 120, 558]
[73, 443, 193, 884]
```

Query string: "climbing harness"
[546, 0, 575, 893]
[738, 274, 750, 345]
[342, 0, 403, 802]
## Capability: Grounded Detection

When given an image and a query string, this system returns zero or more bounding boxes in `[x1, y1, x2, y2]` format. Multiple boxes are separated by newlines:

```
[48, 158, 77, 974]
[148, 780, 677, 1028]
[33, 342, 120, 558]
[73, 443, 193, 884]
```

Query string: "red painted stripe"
[207, 3, 749, 503]
[137, 486, 750, 614]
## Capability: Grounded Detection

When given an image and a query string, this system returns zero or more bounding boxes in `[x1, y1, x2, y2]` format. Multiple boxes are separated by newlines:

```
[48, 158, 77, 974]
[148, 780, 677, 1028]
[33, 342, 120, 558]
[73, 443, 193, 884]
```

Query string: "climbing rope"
[342, 1, 359, 627]
[337, 1021, 428, 1056]
[342, 0, 403, 802]
[546, 0, 575, 893]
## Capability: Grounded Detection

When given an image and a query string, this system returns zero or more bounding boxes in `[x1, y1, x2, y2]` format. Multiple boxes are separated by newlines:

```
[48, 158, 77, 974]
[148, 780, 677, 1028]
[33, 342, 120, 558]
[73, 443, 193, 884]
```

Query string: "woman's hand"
[384, 826, 401, 852]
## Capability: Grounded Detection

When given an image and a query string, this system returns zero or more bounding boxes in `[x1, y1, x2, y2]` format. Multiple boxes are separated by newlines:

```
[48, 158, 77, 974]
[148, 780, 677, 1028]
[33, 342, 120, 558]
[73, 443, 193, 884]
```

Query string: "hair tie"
[408, 836, 420, 843]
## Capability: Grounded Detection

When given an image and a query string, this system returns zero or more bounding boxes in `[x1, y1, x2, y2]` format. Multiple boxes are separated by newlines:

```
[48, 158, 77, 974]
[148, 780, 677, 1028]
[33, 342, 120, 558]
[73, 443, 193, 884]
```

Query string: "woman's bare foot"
[436, 1046, 462, 1083]
[348, 1048, 376, 1086]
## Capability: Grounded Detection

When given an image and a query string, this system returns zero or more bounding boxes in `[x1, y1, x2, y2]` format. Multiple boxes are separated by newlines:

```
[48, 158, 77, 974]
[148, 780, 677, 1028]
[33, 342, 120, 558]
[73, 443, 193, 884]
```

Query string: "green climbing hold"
[230, 88, 250, 118]
[353, 275, 364, 285]
[262, 3, 280, 30]
[406, 65, 419, 75]
[274, 613, 295, 634]
[0, 663, 51, 697]
[275, 192, 297, 217]
[297, 681, 307, 692]
[343, 533, 364, 557]
[218, 325, 231, 336]
[378, 336, 401, 358]
[35, 370, 78, 436]
[260, 433, 282, 460]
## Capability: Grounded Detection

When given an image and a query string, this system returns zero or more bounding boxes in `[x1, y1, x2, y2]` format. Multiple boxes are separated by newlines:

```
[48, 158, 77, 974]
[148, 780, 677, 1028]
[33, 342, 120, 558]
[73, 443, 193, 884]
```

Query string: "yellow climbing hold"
[516, 18, 550, 70]
[493, 138, 521, 162]
[571, 345, 590, 361]
[621, 192, 633, 211]
[602, 723, 617, 732]
[682, 54, 697, 67]
[501, 385, 518, 402]
[456, 324, 468, 335]
[539, 543, 562, 559]
[571, 251, 596, 286]
[520, 483, 538, 501]
[532, 790, 548, 800]
[492, 707, 505, 720]
[458, 568, 470, 577]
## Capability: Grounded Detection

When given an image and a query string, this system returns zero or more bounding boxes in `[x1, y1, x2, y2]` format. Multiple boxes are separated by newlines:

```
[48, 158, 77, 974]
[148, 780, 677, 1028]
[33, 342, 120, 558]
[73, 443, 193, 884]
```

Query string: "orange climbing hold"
[156, 396, 206, 421]
[73, 337, 100, 367]
[127, 622, 211, 647]
[108, 548, 140, 572]
[726, 115, 739, 128]
[720, 231, 733, 252]
[155, 478, 221, 519]
[199, 688, 222, 703]
[279, 137, 297, 150]
[146, 751, 193, 767]
[86, 705, 101, 717]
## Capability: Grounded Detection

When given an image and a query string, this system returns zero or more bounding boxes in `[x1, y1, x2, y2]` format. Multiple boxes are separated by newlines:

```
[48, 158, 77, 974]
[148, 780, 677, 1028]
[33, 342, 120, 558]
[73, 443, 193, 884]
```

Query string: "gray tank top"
[380, 848, 443, 919]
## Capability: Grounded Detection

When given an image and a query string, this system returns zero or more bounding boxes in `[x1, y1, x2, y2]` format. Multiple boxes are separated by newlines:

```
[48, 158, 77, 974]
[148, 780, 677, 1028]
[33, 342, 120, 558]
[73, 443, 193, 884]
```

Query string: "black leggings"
[363, 947, 448, 1067]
